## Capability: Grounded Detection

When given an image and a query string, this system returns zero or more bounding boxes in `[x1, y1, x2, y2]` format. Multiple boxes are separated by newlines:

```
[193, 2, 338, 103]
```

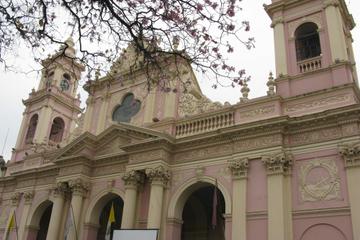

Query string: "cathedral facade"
[1, 0, 360, 240]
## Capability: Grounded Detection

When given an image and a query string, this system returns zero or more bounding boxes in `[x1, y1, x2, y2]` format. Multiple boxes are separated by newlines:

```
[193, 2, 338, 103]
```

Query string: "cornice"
[23, 89, 82, 113]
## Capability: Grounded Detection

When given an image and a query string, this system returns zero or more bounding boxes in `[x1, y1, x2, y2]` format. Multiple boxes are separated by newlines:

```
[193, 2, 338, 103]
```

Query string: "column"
[339, 143, 360, 240]
[19, 192, 34, 240]
[146, 166, 171, 229]
[68, 179, 89, 240]
[229, 158, 249, 240]
[262, 151, 293, 240]
[324, 0, 348, 61]
[46, 183, 67, 240]
[271, 17, 288, 76]
[121, 170, 144, 228]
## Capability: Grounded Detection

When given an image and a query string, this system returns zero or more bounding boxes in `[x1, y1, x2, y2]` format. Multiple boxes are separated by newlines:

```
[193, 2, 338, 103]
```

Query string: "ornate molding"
[262, 151, 293, 175]
[11, 192, 21, 206]
[53, 182, 69, 198]
[178, 93, 223, 117]
[146, 166, 171, 186]
[24, 191, 34, 205]
[323, 0, 339, 8]
[271, 17, 284, 28]
[339, 143, 360, 168]
[69, 179, 90, 196]
[229, 158, 249, 179]
[299, 159, 340, 202]
[122, 170, 145, 188]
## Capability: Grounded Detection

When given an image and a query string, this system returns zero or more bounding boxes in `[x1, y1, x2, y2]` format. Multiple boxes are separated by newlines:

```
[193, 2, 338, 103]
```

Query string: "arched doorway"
[27, 200, 53, 240]
[181, 185, 225, 240]
[96, 194, 124, 240]
[36, 204, 53, 240]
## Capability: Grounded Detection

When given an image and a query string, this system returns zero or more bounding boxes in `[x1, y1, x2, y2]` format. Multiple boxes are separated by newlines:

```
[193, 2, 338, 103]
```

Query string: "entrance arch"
[26, 200, 53, 240]
[85, 192, 124, 240]
[181, 185, 225, 240]
[167, 177, 231, 240]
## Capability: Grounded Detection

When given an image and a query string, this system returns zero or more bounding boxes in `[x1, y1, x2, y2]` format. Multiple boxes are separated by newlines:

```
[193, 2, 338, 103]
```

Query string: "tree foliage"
[0, 0, 253, 87]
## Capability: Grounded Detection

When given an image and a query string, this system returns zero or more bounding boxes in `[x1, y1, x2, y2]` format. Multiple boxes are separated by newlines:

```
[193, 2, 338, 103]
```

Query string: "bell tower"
[265, 0, 358, 98]
[11, 37, 85, 162]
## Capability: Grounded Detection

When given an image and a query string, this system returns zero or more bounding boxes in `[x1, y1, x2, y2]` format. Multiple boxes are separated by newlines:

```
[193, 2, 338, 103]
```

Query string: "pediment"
[54, 123, 172, 160]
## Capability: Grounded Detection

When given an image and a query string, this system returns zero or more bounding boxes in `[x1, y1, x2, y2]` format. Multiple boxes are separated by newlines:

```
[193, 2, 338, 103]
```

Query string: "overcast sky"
[1, 0, 360, 160]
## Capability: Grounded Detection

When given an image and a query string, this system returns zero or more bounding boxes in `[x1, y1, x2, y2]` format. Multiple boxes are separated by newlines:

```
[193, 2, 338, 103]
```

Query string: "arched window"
[49, 117, 65, 142]
[112, 93, 141, 123]
[25, 114, 38, 144]
[295, 22, 321, 61]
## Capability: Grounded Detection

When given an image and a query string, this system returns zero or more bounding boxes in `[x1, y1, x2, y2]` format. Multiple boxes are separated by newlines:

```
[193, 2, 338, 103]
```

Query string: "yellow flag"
[108, 203, 115, 223]
[5, 210, 16, 240]
[105, 203, 116, 240]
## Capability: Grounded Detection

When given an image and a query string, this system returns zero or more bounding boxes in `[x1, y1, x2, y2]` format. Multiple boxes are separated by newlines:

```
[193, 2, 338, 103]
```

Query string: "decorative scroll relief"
[285, 94, 352, 113]
[291, 127, 342, 146]
[288, 12, 323, 38]
[174, 144, 232, 162]
[235, 134, 282, 152]
[241, 105, 275, 118]
[178, 93, 223, 117]
[299, 159, 341, 202]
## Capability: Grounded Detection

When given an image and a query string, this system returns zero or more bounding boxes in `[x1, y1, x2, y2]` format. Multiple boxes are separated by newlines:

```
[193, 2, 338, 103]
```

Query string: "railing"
[298, 56, 322, 73]
[175, 111, 235, 137]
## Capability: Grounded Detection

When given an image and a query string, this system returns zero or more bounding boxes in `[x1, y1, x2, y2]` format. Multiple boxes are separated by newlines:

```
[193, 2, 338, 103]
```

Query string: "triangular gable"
[54, 123, 174, 160]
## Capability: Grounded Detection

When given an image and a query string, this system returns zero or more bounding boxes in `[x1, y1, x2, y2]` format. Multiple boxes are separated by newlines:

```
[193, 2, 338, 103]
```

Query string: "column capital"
[262, 151, 293, 175]
[323, 0, 339, 8]
[24, 191, 34, 205]
[146, 166, 171, 186]
[53, 182, 69, 198]
[69, 178, 89, 196]
[339, 143, 360, 168]
[122, 170, 145, 189]
[11, 192, 21, 206]
[271, 17, 284, 28]
[229, 158, 249, 179]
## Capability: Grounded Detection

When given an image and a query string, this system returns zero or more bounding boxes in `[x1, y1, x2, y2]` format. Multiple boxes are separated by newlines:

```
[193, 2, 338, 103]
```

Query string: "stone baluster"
[146, 166, 171, 229]
[262, 151, 293, 240]
[339, 143, 360, 240]
[121, 170, 145, 229]
[229, 158, 249, 240]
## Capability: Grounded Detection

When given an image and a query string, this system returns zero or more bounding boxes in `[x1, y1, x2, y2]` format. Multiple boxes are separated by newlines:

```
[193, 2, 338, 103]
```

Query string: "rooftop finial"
[240, 78, 250, 102]
[267, 72, 275, 96]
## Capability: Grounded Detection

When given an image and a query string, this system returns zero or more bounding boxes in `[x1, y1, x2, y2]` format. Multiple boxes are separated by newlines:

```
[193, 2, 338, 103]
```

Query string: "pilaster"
[229, 158, 249, 240]
[271, 17, 288, 76]
[262, 151, 293, 240]
[19, 191, 34, 240]
[323, 0, 348, 62]
[339, 143, 360, 240]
